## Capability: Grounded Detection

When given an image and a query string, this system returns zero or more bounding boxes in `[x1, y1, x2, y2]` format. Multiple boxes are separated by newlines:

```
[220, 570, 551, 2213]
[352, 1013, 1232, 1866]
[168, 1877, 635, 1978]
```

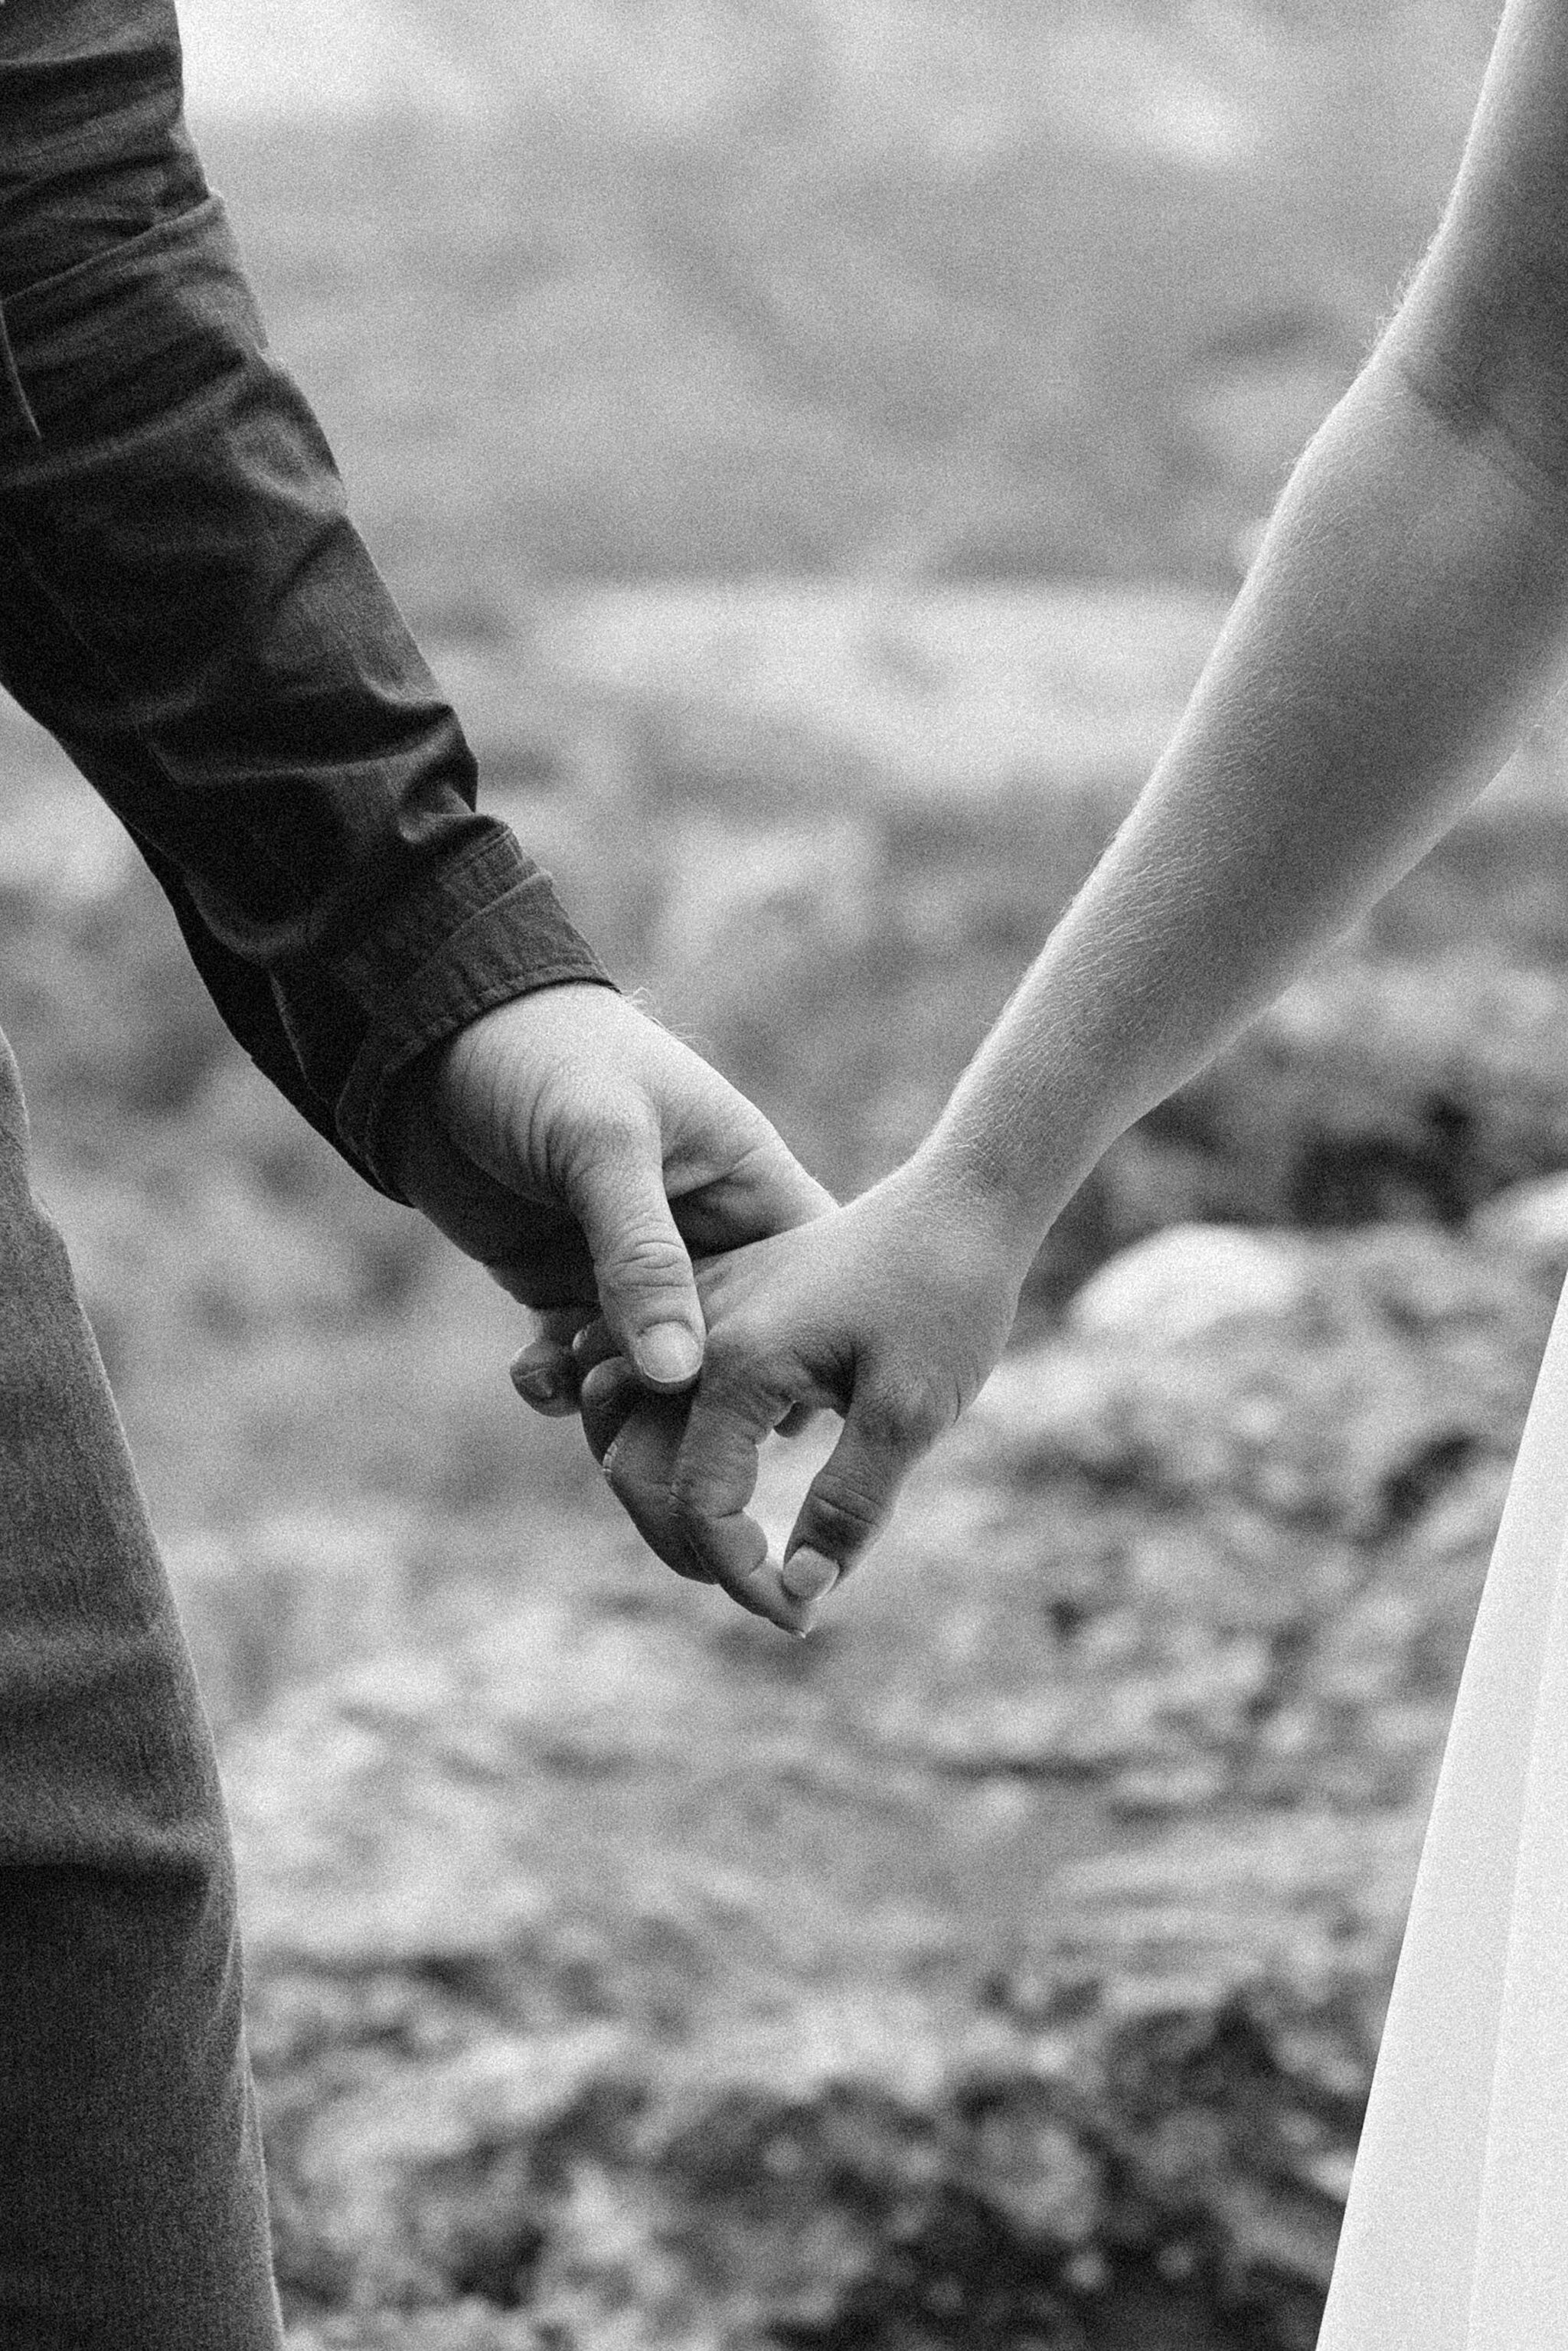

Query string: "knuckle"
[667, 1461, 722, 1529]
[697, 1330, 789, 1417]
[663, 1494, 721, 1584]
[863, 1373, 952, 1455]
[803, 1468, 885, 1553]
[606, 1228, 691, 1289]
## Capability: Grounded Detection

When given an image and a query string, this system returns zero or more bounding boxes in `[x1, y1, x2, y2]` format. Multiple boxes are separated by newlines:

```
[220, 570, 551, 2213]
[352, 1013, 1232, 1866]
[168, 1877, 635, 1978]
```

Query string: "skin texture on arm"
[928, 341, 1568, 1252]
[570, 0, 1568, 1631]
[925, 0, 1568, 1249]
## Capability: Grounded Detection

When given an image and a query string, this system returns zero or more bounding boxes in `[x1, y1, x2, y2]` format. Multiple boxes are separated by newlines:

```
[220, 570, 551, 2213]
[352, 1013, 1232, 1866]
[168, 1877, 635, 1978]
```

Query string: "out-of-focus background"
[10, 2, 1568, 2343]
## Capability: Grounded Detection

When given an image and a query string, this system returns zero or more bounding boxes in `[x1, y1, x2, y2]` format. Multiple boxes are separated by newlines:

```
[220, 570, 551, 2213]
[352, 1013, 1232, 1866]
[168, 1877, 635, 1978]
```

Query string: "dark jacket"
[0, 0, 611, 1200]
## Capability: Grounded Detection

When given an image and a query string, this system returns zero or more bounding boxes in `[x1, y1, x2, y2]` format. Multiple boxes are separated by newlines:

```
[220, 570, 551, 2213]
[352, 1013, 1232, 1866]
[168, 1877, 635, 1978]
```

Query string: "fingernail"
[635, 1323, 703, 1387]
[781, 1550, 840, 1604]
[512, 1362, 562, 1406]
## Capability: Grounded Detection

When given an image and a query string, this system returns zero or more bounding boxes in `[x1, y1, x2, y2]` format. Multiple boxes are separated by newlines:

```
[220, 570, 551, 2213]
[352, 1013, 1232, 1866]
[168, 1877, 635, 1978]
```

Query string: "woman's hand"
[544, 1157, 1036, 1632]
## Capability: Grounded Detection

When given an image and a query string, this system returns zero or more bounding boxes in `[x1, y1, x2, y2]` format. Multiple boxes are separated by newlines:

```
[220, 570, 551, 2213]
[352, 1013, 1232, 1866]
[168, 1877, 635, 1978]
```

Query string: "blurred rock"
[1155, 956, 1568, 1232]
[975, 1223, 1547, 1539]
[202, 1214, 1557, 2346]
[1038, 949, 1568, 1308]
[922, 1223, 1544, 1814]
[275, 2027, 638, 2311]
[1066, 1225, 1310, 1344]
[1469, 1167, 1568, 1287]
[225, 1586, 1417, 2348]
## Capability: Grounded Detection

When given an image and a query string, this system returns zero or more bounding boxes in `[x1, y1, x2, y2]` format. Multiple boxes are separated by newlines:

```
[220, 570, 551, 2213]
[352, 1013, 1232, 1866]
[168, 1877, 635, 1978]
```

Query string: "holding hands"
[380, 979, 834, 1391]
[382, 978, 1029, 1635]
[536, 1154, 1037, 1635]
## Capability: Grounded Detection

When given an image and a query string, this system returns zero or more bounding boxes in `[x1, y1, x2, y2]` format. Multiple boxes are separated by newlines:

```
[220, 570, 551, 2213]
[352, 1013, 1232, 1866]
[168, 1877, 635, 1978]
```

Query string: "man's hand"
[377, 982, 834, 1408]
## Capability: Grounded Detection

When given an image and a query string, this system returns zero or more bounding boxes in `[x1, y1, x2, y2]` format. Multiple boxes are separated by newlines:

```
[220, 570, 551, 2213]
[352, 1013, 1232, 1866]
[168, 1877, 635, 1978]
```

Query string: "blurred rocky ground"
[225, 1214, 1557, 2350]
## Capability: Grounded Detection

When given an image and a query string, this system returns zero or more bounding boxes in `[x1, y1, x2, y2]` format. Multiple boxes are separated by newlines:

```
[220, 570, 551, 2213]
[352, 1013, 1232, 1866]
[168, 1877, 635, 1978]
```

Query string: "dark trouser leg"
[0, 1030, 283, 2349]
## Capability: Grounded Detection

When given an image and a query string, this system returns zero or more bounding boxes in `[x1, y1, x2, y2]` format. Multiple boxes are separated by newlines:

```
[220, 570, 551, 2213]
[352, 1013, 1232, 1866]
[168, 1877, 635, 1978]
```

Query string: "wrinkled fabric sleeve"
[0, 11, 613, 1201]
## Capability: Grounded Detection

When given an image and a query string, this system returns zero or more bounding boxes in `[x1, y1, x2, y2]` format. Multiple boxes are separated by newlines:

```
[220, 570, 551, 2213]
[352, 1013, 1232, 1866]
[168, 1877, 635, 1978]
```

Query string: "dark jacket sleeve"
[0, 112, 612, 1201]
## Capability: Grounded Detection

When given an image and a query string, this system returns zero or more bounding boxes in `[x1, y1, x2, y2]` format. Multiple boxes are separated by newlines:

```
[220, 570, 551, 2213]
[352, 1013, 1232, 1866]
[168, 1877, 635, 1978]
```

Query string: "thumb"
[567, 1132, 706, 1391]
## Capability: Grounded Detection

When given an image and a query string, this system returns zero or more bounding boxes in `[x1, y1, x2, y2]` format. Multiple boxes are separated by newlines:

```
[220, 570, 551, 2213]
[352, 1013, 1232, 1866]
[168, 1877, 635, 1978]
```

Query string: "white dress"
[1315, 1272, 1568, 2347]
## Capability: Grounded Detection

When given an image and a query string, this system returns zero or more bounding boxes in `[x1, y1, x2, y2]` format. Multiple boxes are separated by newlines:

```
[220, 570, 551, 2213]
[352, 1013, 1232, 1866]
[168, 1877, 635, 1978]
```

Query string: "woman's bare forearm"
[922, 342, 1568, 1259]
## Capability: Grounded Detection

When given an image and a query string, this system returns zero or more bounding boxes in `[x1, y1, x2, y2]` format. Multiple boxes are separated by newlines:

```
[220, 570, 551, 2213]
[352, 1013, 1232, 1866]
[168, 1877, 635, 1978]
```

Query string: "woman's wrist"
[903, 1113, 1083, 1294]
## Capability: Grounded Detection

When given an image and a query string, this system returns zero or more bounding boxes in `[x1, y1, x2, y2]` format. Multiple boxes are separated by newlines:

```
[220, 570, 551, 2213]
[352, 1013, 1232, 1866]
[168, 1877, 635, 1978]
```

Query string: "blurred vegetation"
[199, 0, 1498, 628]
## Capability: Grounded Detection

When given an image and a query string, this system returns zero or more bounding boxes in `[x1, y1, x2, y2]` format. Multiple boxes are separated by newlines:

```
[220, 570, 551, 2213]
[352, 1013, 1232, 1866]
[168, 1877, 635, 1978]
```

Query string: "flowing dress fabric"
[1315, 1271, 1568, 2349]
